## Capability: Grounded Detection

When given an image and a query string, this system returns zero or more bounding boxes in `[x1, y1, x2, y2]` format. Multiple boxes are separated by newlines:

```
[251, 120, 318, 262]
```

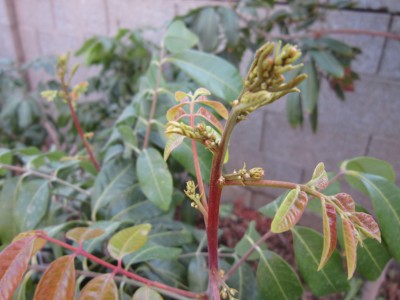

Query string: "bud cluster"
[223, 163, 265, 182]
[184, 181, 203, 210]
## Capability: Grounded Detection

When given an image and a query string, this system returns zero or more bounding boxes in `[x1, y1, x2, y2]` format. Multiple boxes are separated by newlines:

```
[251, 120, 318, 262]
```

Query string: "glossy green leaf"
[66, 227, 105, 244]
[292, 227, 349, 296]
[217, 7, 239, 47]
[78, 274, 118, 300]
[191, 7, 219, 52]
[256, 250, 303, 300]
[33, 255, 76, 300]
[137, 148, 173, 211]
[91, 160, 136, 220]
[271, 187, 308, 233]
[235, 221, 265, 260]
[166, 50, 242, 101]
[300, 60, 319, 113]
[107, 224, 151, 260]
[0, 236, 36, 300]
[164, 20, 198, 54]
[188, 256, 208, 293]
[132, 286, 163, 300]
[309, 50, 344, 78]
[319, 201, 337, 270]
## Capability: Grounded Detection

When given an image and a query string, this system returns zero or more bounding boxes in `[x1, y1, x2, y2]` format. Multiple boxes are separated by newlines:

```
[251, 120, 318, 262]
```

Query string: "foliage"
[0, 2, 398, 300]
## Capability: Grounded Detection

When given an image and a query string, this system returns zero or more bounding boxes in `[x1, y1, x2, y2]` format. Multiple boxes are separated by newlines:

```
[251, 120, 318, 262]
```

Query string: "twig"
[0, 164, 90, 196]
[143, 44, 165, 149]
[224, 230, 273, 281]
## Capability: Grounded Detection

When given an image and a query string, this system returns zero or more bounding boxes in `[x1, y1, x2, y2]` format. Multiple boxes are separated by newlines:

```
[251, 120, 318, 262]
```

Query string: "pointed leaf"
[341, 218, 357, 279]
[300, 60, 319, 113]
[350, 212, 381, 242]
[357, 238, 390, 281]
[271, 187, 308, 233]
[132, 286, 163, 300]
[164, 20, 198, 54]
[166, 103, 188, 121]
[164, 134, 185, 161]
[286, 91, 303, 128]
[256, 250, 303, 300]
[196, 107, 224, 132]
[0, 237, 36, 300]
[308, 162, 328, 190]
[66, 227, 105, 244]
[33, 255, 75, 300]
[196, 99, 229, 119]
[319, 201, 337, 270]
[107, 224, 151, 260]
[174, 91, 189, 102]
[309, 50, 344, 78]
[12, 231, 47, 255]
[333, 193, 355, 212]
[78, 274, 118, 300]
[193, 88, 211, 99]
[166, 50, 242, 102]
[292, 227, 349, 296]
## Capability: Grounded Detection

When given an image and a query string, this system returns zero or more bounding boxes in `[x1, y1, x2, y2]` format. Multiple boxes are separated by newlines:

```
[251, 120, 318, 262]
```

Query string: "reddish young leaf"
[342, 218, 357, 279]
[271, 187, 308, 233]
[78, 274, 118, 300]
[0, 236, 36, 300]
[164, 133, 185, 161]
[166, 102, 188, 121]
[12, 230, 47, 256]
[334, 193, 355, 213]
[33, 255, 76, 300]
[175, 91, 189, 102]
[318, 202, 337, 270]
[196, 99, 229, 119]
[308, 162, 328, 190]
[196, 107, 224, 132]
[172, 107, 188, 122]
[350, 212, 381, 242]
[66, 227, 105, 244]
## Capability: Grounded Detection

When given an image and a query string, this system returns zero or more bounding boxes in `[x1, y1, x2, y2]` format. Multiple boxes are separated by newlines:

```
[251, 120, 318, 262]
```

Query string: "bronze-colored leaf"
[308, 162, 328, 190]
[271, 187, 308, 233]
[196, 107, 224, 132]
[195, 99, 229, 119]
[66, 227, 105, 243]
[318, 202, 337, 270]
[333, 193, 355, 213]
[341, 218, 357, 279]
[166, 102, 188, 121]
[78, 274, 118, 300]
[0, 236, 36, 300]
[33, 255, 76, 300]
[12, 230, 47, 255]
[350, 212, 381, 242]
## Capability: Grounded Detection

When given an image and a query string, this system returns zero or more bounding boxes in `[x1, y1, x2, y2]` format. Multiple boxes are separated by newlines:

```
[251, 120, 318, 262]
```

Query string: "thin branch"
[224, 230, 273, 281]
[0, 163, 90, 196]
[143, 44, 165, 149]
[37, 233, 205, 300]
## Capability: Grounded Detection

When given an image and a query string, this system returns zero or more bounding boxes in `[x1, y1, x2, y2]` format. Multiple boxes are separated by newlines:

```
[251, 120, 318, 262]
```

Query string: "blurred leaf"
[300, 60, 319, 113]
[333, 193, 355, 212]
[132, 286, 163, 300]
[164, 134, 185, 161]
[0, 236, 36, 300]
[217, 7, 239, 47]
[107, 224, 151, 260]
[310, 50, 344, 78]
[0, 178, 20, 243]
[167, 50, 243, 102]
[319, 38, 353, 56]
[235, 221, 265, 260]
[82, 222, 121, 254]
[225, 260, 257, 300]
[12, 231, 46, 255]
[286, 92, 303, 127]
[78, 274, 118, 300]
[111, 200, 165, 223]
[33, 255, 75, 300]
[137, 148, 173, 211]
[292, 227, 349, 296]
[117, 125, 139, 153]
[196, 99, 229, 119]
[124, 244, 181, 266]
[164, 20, 198, 54]
[191, 7, 219, 52]
[18, 101, 32, 129]
[0, 149, 12, 176]
[66, 227, 105, 243]
[188, 256, 208, 292]
[256, 250, 303, 300]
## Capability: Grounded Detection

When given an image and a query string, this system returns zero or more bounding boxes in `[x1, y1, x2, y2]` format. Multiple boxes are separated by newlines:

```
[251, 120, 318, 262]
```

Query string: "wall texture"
[1, 0, 399, 211]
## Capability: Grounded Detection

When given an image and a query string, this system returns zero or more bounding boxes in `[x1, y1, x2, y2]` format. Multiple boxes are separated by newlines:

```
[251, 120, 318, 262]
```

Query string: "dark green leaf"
[286, 92, 303, 128]
[235, 221, 266, 260]
[217, 7, 239, 47]
[124, 244, 181, 266]
[300, 60, 319, 113]
[188, 256, 208, 292]
[309, 50, 344, 78]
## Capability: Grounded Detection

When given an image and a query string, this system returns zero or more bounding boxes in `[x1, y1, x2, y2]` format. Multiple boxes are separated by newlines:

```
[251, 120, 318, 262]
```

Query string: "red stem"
[66, 100, 100, 172]
[38, 233, 205, 299]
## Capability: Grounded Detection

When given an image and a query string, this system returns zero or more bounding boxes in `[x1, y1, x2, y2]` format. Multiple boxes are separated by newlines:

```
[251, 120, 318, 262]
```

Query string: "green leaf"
[235, 221, 265, 260]
[319, 37, 353, 56]
[82, 222, 121, 254]
[256, 250, 303, 300]
[309, 50, 344, 78]
[259, 193, 287, 218]
[166, 50, 243, 102]
[300, 60, 319, 113]
[66, 227, 104, 244]
[132, 286, 163, 300]
[188, 256, 208, 293]
[271, 187, 308, 233]
[124, 244, 181, 266]
[91, 160, 136, 220]
[191, 7, 219, 52]
[225, 261, 257, 300]
[111, 200, 165, 222]
[117, 125, 139, 153]
[345, 173, 400, 262]
[107, 224, 151, 260]
[357, 239, 390, 281]
[217, 7, 239, 47]
[78, 274, 118, 300]
[286, 92, 303, 128]
[0, 178, 20, 243]
[137, 148, 173, 211]
[342, 156, 396, 193]
[292, 227, 349, 296]
[15, 180, 50, 231]
[0, 148, 12, 176]
[18, 101, 32, 129]
[164, 20, 198, 54]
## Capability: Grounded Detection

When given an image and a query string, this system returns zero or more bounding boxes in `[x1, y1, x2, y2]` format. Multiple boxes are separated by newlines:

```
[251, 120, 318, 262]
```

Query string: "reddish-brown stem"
[37, 233, 205, 299]
[66, 99, 100, 172]
[143, 45, 165, 149]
